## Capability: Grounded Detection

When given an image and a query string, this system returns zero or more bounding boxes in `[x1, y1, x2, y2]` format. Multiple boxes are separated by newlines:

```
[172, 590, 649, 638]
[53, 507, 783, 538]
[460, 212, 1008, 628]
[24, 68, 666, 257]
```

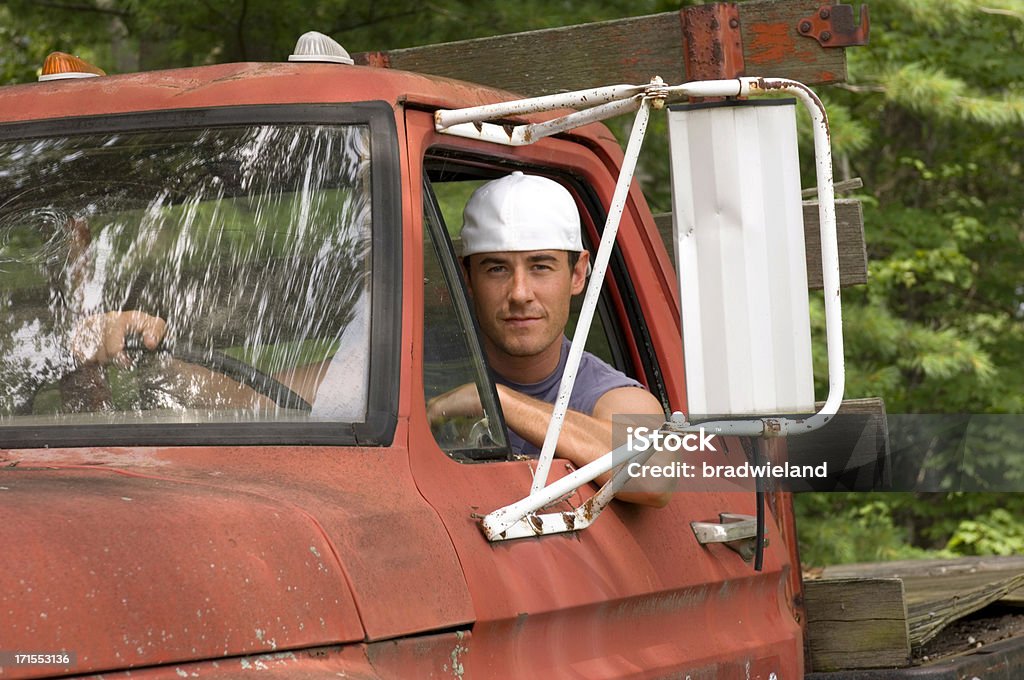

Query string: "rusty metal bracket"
[352, 51, 391, 68]
[681, 3, 745, 81]
[797, 4, 870, 47]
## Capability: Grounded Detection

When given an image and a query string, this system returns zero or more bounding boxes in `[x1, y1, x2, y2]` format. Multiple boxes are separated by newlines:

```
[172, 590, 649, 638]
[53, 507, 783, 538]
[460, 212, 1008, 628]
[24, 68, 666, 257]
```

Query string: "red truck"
[1, 5, 1022, 680]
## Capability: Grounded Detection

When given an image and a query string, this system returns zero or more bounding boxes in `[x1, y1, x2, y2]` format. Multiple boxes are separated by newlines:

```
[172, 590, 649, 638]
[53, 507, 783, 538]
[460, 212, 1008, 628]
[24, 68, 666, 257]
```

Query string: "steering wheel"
[24, 341, 313, 415]
[160, 344, 312, 411]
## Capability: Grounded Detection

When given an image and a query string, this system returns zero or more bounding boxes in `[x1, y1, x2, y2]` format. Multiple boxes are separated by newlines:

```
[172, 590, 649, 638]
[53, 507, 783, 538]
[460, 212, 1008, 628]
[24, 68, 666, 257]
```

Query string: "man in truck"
[73, 171, 668, 505]
[427, 171, 668, 505]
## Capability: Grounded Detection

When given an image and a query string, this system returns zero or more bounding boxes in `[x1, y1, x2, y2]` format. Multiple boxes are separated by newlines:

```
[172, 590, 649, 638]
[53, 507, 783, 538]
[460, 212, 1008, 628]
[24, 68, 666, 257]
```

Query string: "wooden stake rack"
[805, 556, 1024, 671]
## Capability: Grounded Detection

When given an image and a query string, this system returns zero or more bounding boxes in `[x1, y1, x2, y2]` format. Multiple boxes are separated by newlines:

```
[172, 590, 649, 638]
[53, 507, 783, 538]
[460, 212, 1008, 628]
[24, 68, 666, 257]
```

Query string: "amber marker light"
[39, 52, 106, 82]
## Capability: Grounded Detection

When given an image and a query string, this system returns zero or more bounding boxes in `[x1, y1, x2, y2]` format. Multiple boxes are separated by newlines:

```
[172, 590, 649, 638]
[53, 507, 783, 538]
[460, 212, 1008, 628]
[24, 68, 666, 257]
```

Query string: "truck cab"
[0, 56, 804, 678]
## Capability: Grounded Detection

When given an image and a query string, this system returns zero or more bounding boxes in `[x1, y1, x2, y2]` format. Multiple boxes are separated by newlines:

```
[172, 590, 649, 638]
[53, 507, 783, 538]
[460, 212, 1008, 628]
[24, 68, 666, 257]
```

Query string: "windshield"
[0, 123, 372, 432]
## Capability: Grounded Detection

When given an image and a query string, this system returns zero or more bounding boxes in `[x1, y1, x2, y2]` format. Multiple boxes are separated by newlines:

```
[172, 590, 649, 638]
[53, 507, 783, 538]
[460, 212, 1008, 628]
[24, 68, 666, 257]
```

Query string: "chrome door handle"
[690, 513, 766, 562]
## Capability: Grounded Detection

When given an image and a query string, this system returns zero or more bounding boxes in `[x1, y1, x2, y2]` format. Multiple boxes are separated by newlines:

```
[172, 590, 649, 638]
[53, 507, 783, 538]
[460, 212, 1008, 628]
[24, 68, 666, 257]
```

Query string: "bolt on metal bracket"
[797, 4, 870, 47]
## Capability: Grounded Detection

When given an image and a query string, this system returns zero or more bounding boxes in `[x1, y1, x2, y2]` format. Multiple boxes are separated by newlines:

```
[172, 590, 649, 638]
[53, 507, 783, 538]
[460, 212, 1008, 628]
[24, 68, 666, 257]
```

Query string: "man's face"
[465, 250, 588, 360]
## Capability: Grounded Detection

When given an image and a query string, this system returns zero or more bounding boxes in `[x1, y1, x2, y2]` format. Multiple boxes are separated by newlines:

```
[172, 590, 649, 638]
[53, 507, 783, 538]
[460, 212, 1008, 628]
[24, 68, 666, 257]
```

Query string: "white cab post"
[669, 99, 814, 417]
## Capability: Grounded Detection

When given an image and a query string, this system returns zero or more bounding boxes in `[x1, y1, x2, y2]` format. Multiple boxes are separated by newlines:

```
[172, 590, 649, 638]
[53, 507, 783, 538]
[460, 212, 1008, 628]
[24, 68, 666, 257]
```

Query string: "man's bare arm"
[496, 384, 671, 507]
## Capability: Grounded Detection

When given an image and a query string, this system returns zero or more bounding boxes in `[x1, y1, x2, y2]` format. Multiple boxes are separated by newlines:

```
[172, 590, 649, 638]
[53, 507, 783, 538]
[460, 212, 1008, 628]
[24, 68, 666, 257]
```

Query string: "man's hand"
[71, 311, 167, 367]
[426, 382, 483, 424]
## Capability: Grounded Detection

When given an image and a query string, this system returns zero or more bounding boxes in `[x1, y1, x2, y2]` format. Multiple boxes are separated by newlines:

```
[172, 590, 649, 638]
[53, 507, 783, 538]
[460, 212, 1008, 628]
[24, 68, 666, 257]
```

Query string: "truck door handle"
[690, 513, 766, 562]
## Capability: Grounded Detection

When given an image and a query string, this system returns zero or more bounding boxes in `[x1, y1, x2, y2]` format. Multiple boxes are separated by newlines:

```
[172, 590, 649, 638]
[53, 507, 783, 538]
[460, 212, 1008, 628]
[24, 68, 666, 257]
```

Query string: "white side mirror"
[669, 99, 814, 417]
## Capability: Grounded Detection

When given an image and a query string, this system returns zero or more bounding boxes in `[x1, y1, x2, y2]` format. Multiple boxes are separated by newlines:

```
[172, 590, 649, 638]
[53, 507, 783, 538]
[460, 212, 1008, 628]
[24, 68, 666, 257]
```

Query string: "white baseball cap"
[461, 171, 583, 257]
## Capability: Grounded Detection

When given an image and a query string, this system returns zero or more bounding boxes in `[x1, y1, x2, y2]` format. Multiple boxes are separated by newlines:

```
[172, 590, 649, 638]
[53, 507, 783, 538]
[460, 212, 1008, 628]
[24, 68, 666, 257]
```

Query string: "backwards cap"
[461, 171, 583, 257]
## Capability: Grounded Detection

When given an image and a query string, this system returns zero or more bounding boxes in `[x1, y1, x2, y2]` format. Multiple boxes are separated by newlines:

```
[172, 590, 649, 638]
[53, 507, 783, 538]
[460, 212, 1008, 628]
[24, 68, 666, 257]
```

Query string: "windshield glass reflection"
[0, 124, 372, 426]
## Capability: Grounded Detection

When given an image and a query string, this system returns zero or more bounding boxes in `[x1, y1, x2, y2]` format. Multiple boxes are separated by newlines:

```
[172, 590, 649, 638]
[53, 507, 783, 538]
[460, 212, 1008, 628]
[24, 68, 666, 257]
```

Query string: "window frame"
[0, 103, 401, 448]
[421, 177, 511, 462]
[420, 149, 668, 448]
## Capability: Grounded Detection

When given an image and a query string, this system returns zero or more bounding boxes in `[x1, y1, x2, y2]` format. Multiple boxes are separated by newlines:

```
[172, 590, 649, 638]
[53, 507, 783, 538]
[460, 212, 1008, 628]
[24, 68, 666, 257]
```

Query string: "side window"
[421, 157, 665, 461]
[422, 181, 509, 461]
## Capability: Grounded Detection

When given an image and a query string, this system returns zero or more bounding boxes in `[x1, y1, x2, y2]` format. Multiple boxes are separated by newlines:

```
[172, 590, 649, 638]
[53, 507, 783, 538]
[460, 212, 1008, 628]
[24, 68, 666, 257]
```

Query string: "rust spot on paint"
[579, 497, 596, 523]
[682, 4, 744, 80]
[353, 51, 391, 68]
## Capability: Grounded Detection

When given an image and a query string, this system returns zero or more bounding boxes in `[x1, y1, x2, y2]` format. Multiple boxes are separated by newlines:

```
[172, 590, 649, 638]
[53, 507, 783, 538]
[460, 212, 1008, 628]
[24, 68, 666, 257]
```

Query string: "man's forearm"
[495, 384, 612, 469]
[495, 384, 671, 508]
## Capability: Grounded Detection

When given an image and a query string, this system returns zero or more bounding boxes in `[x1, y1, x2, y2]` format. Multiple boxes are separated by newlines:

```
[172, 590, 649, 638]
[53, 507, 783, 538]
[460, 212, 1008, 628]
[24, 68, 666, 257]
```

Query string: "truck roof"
[0, 61, 581, 127]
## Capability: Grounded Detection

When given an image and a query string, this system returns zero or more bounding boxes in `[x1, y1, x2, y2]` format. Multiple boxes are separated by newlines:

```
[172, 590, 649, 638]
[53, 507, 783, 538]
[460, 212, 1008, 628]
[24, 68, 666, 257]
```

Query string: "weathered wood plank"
[653, 199, 868, 290]
[353, 1, 847, 97]
[903, 572, 1024, 607]
[805, 568, 1024, 670]
[357, 14, 685, 96]
[823, 556, 1024, 581]
[823, 556, 1024, 606]
[907, 571, 1024, 647]
[738, 0, 849, 84]
[802, 199, 868, 289]
[804, 577, 911, 671]
[802, 177, 863, 198]
[787, 397, 890, 491]
[816, 558, 1024, 648]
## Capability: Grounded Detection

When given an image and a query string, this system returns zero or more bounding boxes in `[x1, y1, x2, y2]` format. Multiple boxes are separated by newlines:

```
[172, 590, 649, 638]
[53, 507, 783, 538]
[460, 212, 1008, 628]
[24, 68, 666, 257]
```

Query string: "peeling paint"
[448, 632, 469, 679]
[746, 23, 798, 66]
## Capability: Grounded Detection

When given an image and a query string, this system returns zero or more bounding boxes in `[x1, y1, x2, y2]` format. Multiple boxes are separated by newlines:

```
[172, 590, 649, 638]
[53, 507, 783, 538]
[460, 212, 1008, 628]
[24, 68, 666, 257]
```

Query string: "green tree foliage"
[816, 0, 1024, 415]
[0, 0, 685, 77]
[794, 495, 936, 564]
[0, 2, 115, 82]
[795, 0, 1024, 565]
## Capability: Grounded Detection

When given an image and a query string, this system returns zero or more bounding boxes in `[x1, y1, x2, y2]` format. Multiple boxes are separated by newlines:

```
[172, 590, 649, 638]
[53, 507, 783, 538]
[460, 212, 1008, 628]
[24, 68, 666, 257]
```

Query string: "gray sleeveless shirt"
[492, 336, 644, 457]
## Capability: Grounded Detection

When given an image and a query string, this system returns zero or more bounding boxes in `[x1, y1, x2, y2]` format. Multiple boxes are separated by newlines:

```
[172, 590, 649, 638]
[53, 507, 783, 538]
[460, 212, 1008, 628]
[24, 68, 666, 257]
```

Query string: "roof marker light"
[288, 31, 354, 65]
[39, 52, 106, 81]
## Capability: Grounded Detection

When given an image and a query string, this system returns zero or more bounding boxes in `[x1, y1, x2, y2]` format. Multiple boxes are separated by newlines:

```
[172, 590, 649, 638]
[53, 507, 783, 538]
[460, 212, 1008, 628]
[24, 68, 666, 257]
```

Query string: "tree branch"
[236, 0, 247, 60]
[834, 82, 887, 94]
[197, 0, 234, 26]
[979, 7, 1024, 20]
[329, 8, 429, 36]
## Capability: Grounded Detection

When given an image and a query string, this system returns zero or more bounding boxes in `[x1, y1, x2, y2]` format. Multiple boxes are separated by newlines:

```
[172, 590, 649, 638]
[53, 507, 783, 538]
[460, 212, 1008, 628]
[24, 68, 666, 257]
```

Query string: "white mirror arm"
[529, 95, 656, 495]
[482, 441, 659, 541]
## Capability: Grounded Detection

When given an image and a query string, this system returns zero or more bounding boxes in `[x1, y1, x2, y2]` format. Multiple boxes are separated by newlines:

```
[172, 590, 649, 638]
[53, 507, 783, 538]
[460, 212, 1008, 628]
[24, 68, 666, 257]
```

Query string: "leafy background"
[1, 0, 1022, 564]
